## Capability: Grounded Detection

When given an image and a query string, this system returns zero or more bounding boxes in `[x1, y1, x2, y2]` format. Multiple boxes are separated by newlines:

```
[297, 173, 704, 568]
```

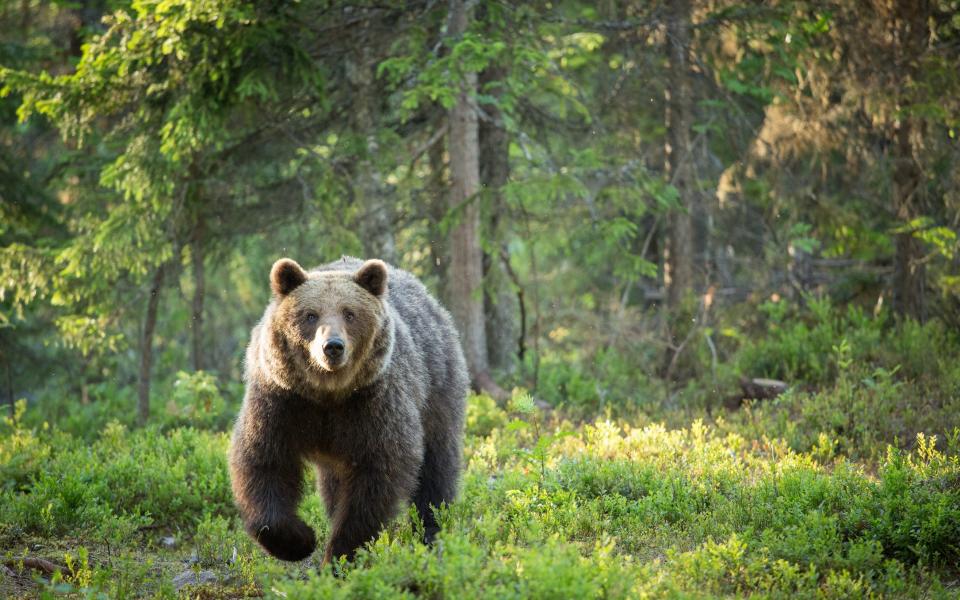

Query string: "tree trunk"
[445, 0, 501, 397]
[664, 0, 696, 308]
[479, 62, 518, 374]
[347, 48, 397, 264]
[138, 265, 165, 426]
[889, 1, 928, 320]
[891, 120, 925, 320]
[191, 221, 206, 371]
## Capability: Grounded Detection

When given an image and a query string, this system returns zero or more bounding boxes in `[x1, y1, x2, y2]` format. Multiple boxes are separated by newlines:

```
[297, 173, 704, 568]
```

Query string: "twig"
[407, 124, 448, 172]
[664, 288, 714, 396]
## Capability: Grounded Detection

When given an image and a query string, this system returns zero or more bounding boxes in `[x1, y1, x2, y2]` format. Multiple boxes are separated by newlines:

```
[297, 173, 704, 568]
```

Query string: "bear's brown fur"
[229, 257, 468, 564]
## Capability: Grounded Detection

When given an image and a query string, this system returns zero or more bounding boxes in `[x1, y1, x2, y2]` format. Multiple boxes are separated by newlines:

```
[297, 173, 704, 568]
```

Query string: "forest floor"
[1, 388, 959, 599]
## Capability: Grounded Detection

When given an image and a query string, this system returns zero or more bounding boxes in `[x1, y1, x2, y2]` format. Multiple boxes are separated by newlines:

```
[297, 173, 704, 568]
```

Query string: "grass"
[1, 392, 959, 599]
[3, 304, 960, 598]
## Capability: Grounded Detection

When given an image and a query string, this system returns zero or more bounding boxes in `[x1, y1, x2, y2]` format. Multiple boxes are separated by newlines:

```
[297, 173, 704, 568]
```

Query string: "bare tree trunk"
[889, 1, 928, 320]
[445, 0, 502, 397]
[479, 61, 518, 374]
[347, 48, 397, 264]
[891, 120, 925, 320]
[191, 221, 206, 371]
[664, 0, 695, 308]
[138, 265, 165, 426]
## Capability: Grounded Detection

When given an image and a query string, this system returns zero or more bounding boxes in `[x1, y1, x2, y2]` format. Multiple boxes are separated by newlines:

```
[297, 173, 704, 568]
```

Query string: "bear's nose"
[323, 338, 345, 359]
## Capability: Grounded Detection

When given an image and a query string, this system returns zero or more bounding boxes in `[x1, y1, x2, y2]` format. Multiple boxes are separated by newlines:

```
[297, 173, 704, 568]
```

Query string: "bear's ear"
[270, 258, 308, 297]
[355, 259, 388, 298]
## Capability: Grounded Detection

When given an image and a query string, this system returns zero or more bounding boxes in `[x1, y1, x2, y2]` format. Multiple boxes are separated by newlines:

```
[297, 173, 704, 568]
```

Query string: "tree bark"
[889, 1, 929, 320]
[479, 62, 518, 374]
[191, 221, 206, 371]
[890, 121, 926, 320]
[445, 0, 501, 397]
[347, 48, 397, 264]
[664, 0, 696, 308]
[137, 265, 166, 426]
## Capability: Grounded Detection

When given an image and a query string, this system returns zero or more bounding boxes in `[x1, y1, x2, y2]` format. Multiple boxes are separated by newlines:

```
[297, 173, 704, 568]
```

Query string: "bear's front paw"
[250, 518, 317, 562]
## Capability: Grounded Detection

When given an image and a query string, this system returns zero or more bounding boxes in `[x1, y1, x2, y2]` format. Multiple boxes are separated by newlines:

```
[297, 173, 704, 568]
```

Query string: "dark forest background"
[4, 1, 960, 425]
[4, 1, 959, 424]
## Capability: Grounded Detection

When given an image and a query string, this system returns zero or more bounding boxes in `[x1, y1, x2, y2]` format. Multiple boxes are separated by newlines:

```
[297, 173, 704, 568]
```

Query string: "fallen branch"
[3, 557, 63, 577]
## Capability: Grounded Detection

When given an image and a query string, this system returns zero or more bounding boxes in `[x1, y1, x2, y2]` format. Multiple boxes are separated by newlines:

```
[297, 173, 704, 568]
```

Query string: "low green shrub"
[535, 346, 657, 416]
[4, 299, 960, 597]
[736, 297, 960, 388]
[1, 412, 957, 597]
[0, 419, 232, 540]
[19, 370, 241, 440]
[722, 364, 960, 462]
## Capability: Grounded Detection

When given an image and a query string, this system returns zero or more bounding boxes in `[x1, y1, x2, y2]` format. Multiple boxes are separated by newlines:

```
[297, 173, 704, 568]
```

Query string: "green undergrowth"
[2, 393, 959, 599]
[530, 300, 960, 467]
[735, 299, 960, 390]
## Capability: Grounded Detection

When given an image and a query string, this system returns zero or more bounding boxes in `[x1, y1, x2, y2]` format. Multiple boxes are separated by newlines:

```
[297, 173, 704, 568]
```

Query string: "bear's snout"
[323, 337, 345, 361]
[310, 331, 349, 370]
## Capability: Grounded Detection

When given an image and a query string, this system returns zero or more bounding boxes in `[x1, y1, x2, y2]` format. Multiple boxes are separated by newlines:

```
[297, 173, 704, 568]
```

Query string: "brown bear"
[229, 256, 468, 564]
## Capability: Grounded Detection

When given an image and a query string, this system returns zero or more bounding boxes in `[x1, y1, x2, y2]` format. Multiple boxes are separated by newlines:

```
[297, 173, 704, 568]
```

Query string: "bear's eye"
[343, 309, 355, 323]
[304, 312, 318, 324]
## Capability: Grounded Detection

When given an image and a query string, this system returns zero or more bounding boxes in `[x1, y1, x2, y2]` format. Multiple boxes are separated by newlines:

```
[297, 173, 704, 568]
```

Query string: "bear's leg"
[412, 437, 461, 545]
[322, 470, 410, 565]
[230, 455, 317, 562]
[317, 467, 342, 521]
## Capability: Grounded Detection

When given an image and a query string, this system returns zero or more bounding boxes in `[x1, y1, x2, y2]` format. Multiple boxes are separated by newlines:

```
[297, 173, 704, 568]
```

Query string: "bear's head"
[265, 257, 392, 395]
